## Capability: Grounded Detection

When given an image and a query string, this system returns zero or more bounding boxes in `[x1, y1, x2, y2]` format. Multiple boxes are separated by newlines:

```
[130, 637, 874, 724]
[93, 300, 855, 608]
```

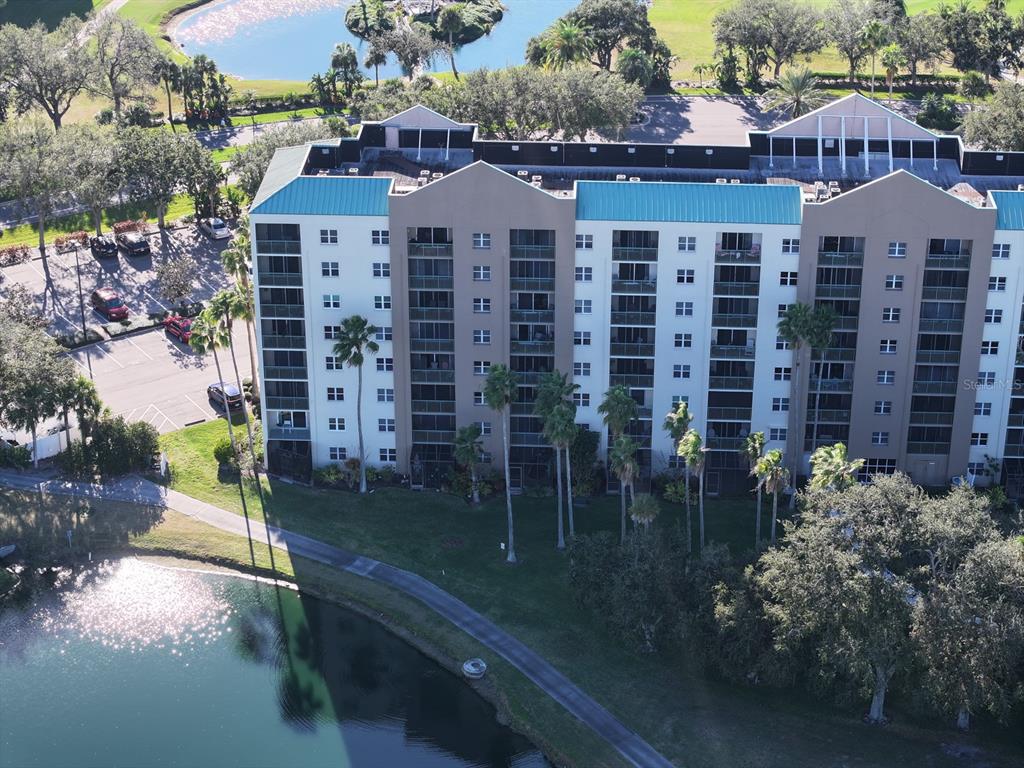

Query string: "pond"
[173, 0, 578, 82]
[0, 559, 550, 768]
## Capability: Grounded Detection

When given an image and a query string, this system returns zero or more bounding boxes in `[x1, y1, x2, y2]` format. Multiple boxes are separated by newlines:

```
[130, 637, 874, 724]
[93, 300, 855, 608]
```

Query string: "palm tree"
[777, 301, 813, 501]
[364, 36, 389, 87]
[743, 431, 766, 551]
[332, 316, 379, 494]
[693, 63, 712, 88]
[764, 67, 829, 119]
[155, 56, 179, 132]
[220, 225, 259, 400]
[435, 4, 465, 79]
[544, 401, 578, 549]
[330, 42, 364, 99]
[541, 20, 593, 70]
[609, 434, 639, 543]
[64, 374, 104, 446]
[628, 493, 660, 534]
[678, 429, 706, 552]
[880, 43, 906, 102]
[484, 364, 519, 564]
[453, 424, 483, 505]
[755, 449, 789, 545]
[809, 442, 864, 492]
[862, 20, 889, 96]
[663, 400, 693, 551]
[599, 384, 639, 533]
[804, 305, 838, 458]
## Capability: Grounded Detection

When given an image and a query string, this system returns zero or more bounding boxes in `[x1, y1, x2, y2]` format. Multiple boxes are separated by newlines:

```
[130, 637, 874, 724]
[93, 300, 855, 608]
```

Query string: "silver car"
[199, 217, 232, 240]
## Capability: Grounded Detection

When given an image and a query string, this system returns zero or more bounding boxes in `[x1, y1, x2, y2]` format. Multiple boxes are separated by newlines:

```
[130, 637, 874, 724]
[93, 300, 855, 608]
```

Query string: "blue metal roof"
[992, 190, 1024, 230]
[575, 181, 802, 224]
[251, 176, 391, 217]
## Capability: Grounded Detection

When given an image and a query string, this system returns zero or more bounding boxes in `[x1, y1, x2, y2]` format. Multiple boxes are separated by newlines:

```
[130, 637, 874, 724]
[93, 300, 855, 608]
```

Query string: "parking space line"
[66, 354, 93, 375]
[149, 403, 180, 431]
[125, 336, 154, 361]
[96, 344, 124, 368]
[143, 289, 169, 312]
[185, 393, 215, 419]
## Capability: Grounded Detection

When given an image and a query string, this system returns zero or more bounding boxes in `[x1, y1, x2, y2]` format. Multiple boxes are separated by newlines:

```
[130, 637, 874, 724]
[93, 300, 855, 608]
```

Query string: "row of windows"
[322, 294, 391, 309]
[324, 326, 393, 341]
[576, 234, 800, 254]
[329, 448, 397, 462]
[321, 387, 397, 402]
[319, 229, 389, 245]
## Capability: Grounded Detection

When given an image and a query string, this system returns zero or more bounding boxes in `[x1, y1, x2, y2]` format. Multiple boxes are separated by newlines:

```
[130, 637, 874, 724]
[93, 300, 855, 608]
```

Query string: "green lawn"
[154, 419, 1024, 768]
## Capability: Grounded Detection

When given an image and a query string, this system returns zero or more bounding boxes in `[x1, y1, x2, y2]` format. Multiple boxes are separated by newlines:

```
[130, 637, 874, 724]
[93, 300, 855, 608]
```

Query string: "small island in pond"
[346, 0, 505, 46]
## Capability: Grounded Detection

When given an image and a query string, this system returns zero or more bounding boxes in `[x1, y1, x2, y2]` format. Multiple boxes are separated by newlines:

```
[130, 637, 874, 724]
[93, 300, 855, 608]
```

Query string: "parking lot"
[0, 225, 233, 336]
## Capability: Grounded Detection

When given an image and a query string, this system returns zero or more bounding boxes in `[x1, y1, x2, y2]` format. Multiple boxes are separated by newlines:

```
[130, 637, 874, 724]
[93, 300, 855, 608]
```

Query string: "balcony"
[610, 311, 656, 326]
[510, 308, 554, 323]
[511, 277, 555, 291]
[612, 278, 658, 294]
[834, 316, 860, 329]
[510, 245, 555, 260]
[511, 339, 555, 354]
[262, 334, 306, 349]
[609, 373, 654, 388]
[712, 313, 757, 328]
[1004, 442, 1024, 457]
[708, 375, 754, 389]
[268, 426, 310, 440]
[408, 307, 453, 321]
[713, 281, 759, 296]
[408, 275, 453, 289]
[255, 240, 300, 255]
[514, 370, 545, 383]
[808, 378, 853, 392]
[411, 368, 454, 383]
[826, 348, 857, 361]
[715, 249, 760, 265]
[1007, 413, 1024, 427]
[411, 399, 456, 414]
[511, 432, 548, 446]
[259, 303, 304, 318]
[915, 350, 961, 364]
[913, 380, 958, 395]
[921, 286, 967, 301]
[265, 396, 309, 410]
[609, 341, 655, 357]
[918, 318, 964, 333]
[907, 441, 951, 455]
[263, 366, 307, 380]
[411, 429, 455, 443]
[706, 436, 746, 450]
[409, 338, 454, 353]
[925, 255, 971, 270]
[710, 343, 755, 359]
[808, 408, 851, 422]
[612, 247, 658, 262]
[706, 406, 751, 420]
[908, 411, 955, 425]
[407, 243, 452, 257]
[815, 284, 861, 299]
[816, 251, 863, 267]
[257, 271, 303, 287]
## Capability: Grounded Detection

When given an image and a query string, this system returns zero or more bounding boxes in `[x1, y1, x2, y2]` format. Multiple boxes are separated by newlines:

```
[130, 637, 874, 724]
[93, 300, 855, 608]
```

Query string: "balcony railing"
[407, 243, 452, 257]
[907, 441, 951, 455]
[261, 334, 306, 349]
[409, 338, 454, 353]
[706, 436, 746, 450]
[715, 249, 760, 264]
[612, 278, 657, 294]
[258, 303, 304, 318]
[918, 318, 964, 333]
[510, 308, 555, 323]
[265, 396, 309, 410]
[815, 284, 861, 299]
[408, 307, 453, 321]
[925, 255, 971, 269]
[921, 286, 967, 301]
[706, 406, 751, 420]
[916, 350, 961, 364]
[411, 399, 456, 413]
[908, 411, 955, 425]
[833, 316, 859, 329]
[408, 275, 453, 289]
[268, 426, 310, 440]
[612, 246, 658, 262]
[816, 251, 863, 267]
[712, 313, 757, 328]
[709, 343, 755, 359]
[511, 432, 548, 446]
[255, 240, 300, 255]
[511, 339, 555, 354]
[264, 366, 308, 380]
[808, 378, 853, 392]
[411, 369, 455, 383]
[510, 245, 555, 260]
[713, 281, 759, 296]
[609, 342, 655, 357]
[825, 348, 857, 361]
[1004, 442, 1024, 457]
[411, 429, 455, 443]
[610, 311, 656, 326]
[708, 375, 754, 389]
[1007, 413, 1024, 427]
[609, 373, 654, 388]
[257, 271, 303, 287]
[808, 408, 851, 423]
[510, 277, 555, 291]
[913, 380, 958, 394]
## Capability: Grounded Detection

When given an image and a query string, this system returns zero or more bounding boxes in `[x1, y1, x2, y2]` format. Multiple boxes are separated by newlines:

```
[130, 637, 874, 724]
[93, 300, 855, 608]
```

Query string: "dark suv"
[207, 382, 244, 411]
[116, 231, 151, 256]
[89, 235, 117, 258]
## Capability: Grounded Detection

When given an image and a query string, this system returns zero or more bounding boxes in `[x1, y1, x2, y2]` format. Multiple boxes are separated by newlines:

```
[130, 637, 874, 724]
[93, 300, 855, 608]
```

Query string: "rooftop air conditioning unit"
[432, 172, 443, 179]
[1018, 184, 1024, 191]
[715, 178, 727, 184]
[532, 175, 542, 182]
[615, 173, 627, 181]
[531, 181, 542, 187]
[517, 170, 529, 178]
[629, 176, 641, 182]
[347, 167, 359, 175]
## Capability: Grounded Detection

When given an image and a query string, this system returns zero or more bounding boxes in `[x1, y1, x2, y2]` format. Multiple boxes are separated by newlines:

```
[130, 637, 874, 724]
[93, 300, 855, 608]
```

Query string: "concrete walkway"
[0, 471, 676, 768]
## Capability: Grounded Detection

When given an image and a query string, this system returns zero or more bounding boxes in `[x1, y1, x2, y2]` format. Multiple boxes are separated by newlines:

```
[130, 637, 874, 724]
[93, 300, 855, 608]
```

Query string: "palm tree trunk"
[374, 64, 380, 87]
[357, 363, 367, 493]
[684, 461, 692, 554]
[755, 485, 762, 552]
[554, 447, 565, 549]
[698, 470, 705, 552]
[502, 409, 516, 563]
[771, 490, 779, 545]
[37, 210, 47, 262]
[471, 465, 479, 505]
[30, 423, 38, 468]
[619, 482, 626, 544]
[226, 326, 262, 482]
[244, 317, 259, 399]
[564, 445, 575, 537]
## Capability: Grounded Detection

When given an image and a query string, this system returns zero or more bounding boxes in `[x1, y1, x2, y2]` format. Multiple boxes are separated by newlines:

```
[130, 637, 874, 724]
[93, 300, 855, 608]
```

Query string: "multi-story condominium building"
[249, 96, 1024, 492]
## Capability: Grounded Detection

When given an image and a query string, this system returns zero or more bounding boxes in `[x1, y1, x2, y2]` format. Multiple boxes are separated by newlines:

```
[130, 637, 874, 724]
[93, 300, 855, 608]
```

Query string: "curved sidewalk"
[0, 472, 676, 768]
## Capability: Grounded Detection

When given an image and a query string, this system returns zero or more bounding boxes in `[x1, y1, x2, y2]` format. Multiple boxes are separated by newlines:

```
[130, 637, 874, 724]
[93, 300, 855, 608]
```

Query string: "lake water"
[0, 559, 549, 768]
[174, 0, 578, 82]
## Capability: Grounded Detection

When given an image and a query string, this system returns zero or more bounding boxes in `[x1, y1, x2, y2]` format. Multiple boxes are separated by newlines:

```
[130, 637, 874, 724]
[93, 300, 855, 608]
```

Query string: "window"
[882, 308, 900, 323]
[377, 388, 394, 402]
[478, 421, 492, 436]
[675, 332, 692, 348]
[473, 360, 491, 375]
[323, 294, 341, 308]
[888, 241, 907, 258]
[676, 301, 693, 317]
[992, 243, 1010, 259]
[989, 276, 1007, 291]
[480, 451, 493, 464]
[574, 331, 591, 346]
[967, 462, 986, 476]
[769, 428, 787, 441]
[324, 325, 341, 339]
[371, 229, 389, 245]
[773, 367, 791, 381]
[970, 432, 988, 446]
[678, 235, 696, 252]
[328, 417, 345, 431]
[320, 228, 338, 245]
[576, 234, 593, 250]
[376, 326, 392, 341]
[473, 391, 485, 406]
[473, 265, 491, 281]
[677, 268, 695, 284]
[880, 339, 897, 354]
[378, 418, 396, 432]
[776, 335, 790, 350]
[985, 309, 1003, 324]
[327, 386, 344, 401]
[573, 392, 591, 407]
[781, 238, 800, 254]
[329, 447, 347, 461]
[379, 448, 397, 463]
[975, 401, 992, 416]
[875, 400, 892, 415]
[473, 329, 491, 344]
[780, 271, 798, 286]
[981, 340, 999, 355]
[325, 356, 342, 370]
[321, 261, 339, 277]
[871, 431, 889, 446]
[573, 362, 591, 377]
[377, 357, 393, 372]
[778, 303, 789, 318]
[772, 397, 789, 412]
[978, 371, 996, 385]
[372, 262, 390, 278]
[671, 395, 688, 407]
[877, 369, 895, 384]
[575, 266, 593, 282]
[473, 298, 491, 313]
[472, 232, 491, 249]
[374, 295, 391, 310]
[673, 364, 691, 379]
[575, 299, 592, 314]
[885, 274, 903, 290]
[859, 459, 897, 479]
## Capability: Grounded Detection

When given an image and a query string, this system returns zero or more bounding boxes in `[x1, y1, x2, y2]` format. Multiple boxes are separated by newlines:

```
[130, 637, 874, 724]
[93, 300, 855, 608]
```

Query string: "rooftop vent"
[615, 173, 627, 181]
[629, 176, 641, 182]
[531, 175, 542, 183]
[347, 167, 359, 175]
[715, 178, 727, 184]
[517, 170, 529, 178]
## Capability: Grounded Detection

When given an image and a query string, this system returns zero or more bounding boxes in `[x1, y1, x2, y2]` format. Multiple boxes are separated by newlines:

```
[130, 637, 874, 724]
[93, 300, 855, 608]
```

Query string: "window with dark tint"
[719, 232, 754, 251]
[510, 229, 556, 247]
[818, 236, 864, 253]
[408, 227, 452, 244]
[928, 238, 972, 256]
[613, 230, 659, 249]
[255, 223, 300, 253]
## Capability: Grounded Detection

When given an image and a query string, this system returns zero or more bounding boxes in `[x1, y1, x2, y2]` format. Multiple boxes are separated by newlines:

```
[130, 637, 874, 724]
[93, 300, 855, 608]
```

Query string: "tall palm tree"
[599, 384, 639, 531]
[542, 20, 593, 70]
[777, 301, 813, 502]
[435, 4, 465, 79]
[220, 226, 259, 400]
[663, 400, 694, 551]
[880, 43, 906, 101]
[755, 449, 789, 546]
[805, 305, 838, 457]
[544, 401, 578, 549]
[364, 37, 389, 87]
[743, 431, 766, 552]
[862, 20, 889, 96]
[609, 434, 639, 543]
[809, 442, 864, 492]
[764, 67, 829, 119]
[333, 315, 379, 494]
[155, 56, 180, 133]
[628, 493, 660, 534]
[678, 429, 707, 552]
[453, 423, 483, 505]
[485, 364, 519, 563]
[63, 374, 104, 447]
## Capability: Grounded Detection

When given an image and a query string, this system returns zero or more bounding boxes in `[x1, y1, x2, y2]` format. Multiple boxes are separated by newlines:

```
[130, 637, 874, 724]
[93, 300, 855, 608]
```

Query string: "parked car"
[199, 217, 231, 240]
[116, 231, 151, 255]
[89, 235, 117, 258]
[90, 288, 129, 320]
[207, 381, 244, 411]
[163, 315, 193, 344]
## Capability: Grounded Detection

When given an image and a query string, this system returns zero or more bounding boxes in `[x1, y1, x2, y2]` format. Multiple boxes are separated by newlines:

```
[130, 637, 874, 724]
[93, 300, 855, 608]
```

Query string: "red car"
[163, 315, 193, 344]
[90, 288, 129, 321]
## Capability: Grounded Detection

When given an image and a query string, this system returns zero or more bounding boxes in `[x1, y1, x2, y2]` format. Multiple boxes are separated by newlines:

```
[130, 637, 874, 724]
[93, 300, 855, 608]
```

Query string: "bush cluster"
[57, 416, 160, 479]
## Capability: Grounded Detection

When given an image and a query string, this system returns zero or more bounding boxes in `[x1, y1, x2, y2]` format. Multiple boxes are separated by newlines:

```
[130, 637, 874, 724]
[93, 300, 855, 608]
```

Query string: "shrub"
[916, 93, 959, 131]
[213, 436, 236, 467]
[95, 107, 114, 125]
[89, 416, 160, 477]
[0, 244, 31, 267]
[54, 231, 89, 251]
[313, 463, 345, 488]
[122, 103, 155, 127]
[112, 220, 147, 235]
[0, 441, 31, 470]
[569, 428, 601, 497]
[56, 440, 92, 479]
